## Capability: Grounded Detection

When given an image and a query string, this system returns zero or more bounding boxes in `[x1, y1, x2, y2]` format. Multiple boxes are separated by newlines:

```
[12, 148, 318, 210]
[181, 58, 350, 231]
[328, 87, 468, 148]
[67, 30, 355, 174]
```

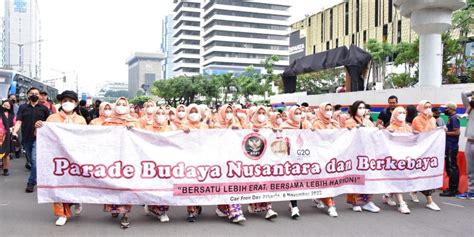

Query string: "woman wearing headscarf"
[102, 97, 142, 229]
[236, 108, 250, 129]
[43, 91, 87, 226]
[384, 106, 412, 214]
[247, 106, 279, 220]
[345, 100, 381, 213]
[214, 104, 246, 223]
[311, 102, 339, 217]
[280, 106, 308, 219]
[138, 100, 156, 128]
[172, 104, 188, 130]
[167, 108, 178, 130]
[269, 112, 283, 129]
[0, 100, 15, 176]
[409, 100, 441, 211]
[90, 102, 113, 126]
[143, 107, 172, 223]
[182, 104, 208, 222]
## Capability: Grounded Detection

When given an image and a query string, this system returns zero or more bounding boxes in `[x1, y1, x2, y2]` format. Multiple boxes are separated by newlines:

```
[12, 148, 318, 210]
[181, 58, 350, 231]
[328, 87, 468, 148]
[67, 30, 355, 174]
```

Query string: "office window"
[389, 0, 393, 23]
[308, 17, 311, 27]
[330, 9, 333, 40]
[356, 0, 360, 32]
[352, 34, 355, 44]
[326, 41, 330, 50]
[345, 2, 349, 35]
[313, 45, 316, 54]
[320, 13, 324, 43]
[375, 0, 379, 27]
[383, 24, 388, 42]
[397, 20, 402, 43]
[336, 39, 339, 48]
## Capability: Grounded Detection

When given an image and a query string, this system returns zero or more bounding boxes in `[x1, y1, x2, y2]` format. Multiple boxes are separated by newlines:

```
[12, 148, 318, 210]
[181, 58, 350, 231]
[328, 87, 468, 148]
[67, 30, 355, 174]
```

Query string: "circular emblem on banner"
[242, 133, 267, 160]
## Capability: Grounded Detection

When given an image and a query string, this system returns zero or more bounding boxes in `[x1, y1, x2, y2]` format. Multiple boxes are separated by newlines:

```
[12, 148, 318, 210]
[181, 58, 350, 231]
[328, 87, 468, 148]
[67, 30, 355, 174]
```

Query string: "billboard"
[289, 30, 306, 64]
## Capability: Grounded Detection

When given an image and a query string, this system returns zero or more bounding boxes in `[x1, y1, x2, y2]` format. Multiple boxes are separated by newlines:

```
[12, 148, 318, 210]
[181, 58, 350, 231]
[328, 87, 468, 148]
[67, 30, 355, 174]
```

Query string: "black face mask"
[29, 95, 39, 103]
[470, 100, 474, 108]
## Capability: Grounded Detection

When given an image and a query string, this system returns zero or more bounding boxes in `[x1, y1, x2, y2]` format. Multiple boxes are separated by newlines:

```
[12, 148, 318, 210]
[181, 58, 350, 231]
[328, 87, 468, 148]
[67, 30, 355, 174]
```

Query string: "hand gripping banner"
[37, 123, 445, 205]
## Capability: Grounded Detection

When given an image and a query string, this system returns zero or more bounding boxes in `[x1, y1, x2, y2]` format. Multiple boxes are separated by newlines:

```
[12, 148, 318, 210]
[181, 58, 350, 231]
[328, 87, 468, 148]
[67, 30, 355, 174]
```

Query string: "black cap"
[40, 91, 48, 95]
[57, 90, 78, 102]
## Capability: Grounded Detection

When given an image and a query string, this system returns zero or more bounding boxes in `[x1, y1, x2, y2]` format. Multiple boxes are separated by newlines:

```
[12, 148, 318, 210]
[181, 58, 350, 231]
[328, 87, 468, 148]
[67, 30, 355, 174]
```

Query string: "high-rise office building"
[2, 0, 42, 79]
[172, 0, 201, 76]
[161, 14, 175, 79]
[201, 0, 290, 75]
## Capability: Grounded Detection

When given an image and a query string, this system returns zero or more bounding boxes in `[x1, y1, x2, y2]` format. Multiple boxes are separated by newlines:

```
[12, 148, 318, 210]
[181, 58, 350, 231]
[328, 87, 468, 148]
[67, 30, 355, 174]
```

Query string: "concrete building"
[172, 0, 201, 76]
[291, 0, 417, 57]
[201, 0, 291, 75]
[126, 52, 165, 98]
[2, 0, 42, 79]
[161, 14, 175, 79]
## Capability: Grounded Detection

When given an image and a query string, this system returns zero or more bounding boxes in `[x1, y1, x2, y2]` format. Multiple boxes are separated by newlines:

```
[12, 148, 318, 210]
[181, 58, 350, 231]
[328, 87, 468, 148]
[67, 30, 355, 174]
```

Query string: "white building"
[172, 0, 202, 76]
[96, 81, 128, 98]
[161, 15, 175, 79]
[200, 0, 290, 75]
[2, 0, 42, 79]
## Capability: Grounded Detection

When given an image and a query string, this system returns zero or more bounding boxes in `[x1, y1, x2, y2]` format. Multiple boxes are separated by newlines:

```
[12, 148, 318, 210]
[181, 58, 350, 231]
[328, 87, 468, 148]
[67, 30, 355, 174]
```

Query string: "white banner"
[37, 123, 445, 205]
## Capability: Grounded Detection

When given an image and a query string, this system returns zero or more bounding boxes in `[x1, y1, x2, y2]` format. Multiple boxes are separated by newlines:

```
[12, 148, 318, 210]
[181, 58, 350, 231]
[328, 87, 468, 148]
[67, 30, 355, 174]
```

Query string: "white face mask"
[397, 114, 406, 122]
[177, 111, 186, 119]
[225, 113, 234, 120]
[301, 112, 306, 119]
[146, 107, 155, 114]
[189, 113, 201, 122]
[257, 114, 267, 123]
[61, 102, 75, 112]
[156, 115, 167, 124]
[325, 111, 333, 119]
[104, 110, 112, 117]
[357, 108, 366, 117]
[424, 109, 432, 115]
[115, 105, 129, 115]
[276, 118, 283, 125]
[294, 115, 302, 122]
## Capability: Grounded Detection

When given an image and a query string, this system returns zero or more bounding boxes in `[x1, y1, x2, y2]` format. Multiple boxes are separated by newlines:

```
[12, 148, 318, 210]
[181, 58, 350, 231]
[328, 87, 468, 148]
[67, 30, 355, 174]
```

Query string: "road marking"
[441, 202, 465, 208]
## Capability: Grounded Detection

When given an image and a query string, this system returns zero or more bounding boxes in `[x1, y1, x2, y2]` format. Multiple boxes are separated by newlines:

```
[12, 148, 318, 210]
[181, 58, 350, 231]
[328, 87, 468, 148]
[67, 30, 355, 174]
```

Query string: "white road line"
[441, 202, 465, 208]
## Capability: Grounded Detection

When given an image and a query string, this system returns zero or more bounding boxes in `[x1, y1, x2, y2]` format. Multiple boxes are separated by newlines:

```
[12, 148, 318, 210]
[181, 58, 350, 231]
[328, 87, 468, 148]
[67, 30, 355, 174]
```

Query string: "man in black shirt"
[376, 95, 398, 128]
[12, 87, 50, 193]
[78, 100, 91, 124]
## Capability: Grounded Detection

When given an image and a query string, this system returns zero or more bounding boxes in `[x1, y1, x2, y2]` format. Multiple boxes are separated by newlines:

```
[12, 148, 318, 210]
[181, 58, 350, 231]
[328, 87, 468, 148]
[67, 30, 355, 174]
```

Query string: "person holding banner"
[410, 100, 441, 211]
[345, 101, 381, 213]
[90, 102, 113, 126]
[247, 106, 279, 220]
[173, 105, 188, 130]
[280, 105, 309, 219]
[138, 100, 157, 128]
[215, 104, 246, 223]
[102, 97, 142, 229]
[269, 112, 283, 129]
[43, 90, 87, 226]
[183, 104, 208, 222]
[385, 106, 412, 214]
[167, 108, 178, 130]
[143, 107, 172, 223]
[311, 102, 340, 217]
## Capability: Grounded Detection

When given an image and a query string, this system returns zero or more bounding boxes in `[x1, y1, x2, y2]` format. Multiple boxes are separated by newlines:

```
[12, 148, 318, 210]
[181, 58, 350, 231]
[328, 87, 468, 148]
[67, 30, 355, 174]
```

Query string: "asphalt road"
[0, 157, 473, 237]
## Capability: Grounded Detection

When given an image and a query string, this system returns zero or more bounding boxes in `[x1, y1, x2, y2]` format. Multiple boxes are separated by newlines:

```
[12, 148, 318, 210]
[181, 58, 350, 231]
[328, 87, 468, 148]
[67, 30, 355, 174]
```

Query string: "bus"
[0, 69, 58, 102]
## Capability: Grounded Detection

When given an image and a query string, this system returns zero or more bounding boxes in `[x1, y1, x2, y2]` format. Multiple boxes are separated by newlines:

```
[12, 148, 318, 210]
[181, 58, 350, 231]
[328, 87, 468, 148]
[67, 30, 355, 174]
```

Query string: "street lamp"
[10, 39, 44, 73]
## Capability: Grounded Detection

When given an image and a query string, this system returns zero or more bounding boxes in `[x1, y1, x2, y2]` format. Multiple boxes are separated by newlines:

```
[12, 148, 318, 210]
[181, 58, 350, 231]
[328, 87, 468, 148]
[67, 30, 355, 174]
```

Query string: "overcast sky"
[1, 0, 342, 95]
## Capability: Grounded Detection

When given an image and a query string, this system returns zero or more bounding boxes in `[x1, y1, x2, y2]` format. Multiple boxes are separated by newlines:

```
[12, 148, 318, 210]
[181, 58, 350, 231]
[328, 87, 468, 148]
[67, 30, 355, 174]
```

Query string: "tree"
[217, 73, 238, 104]
[296, 69, 345, 95]
[442, 33, 463, 81]
[197, 74, 220, 105]
[104, 90, 128, 98]
[393, 40, 419, 75]
[129, 95, 151, 106]
[365, 39, 393, 89]
[236, 66, 261, 101]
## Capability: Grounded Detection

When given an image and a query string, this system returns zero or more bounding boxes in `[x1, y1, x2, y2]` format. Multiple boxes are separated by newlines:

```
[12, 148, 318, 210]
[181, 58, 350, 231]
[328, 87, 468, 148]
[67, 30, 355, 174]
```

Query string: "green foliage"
[385, 73, 418, 88]
[129, 95, 151, 106]
[442, 33, 464, 80]
[393, 40, 419, 74]
[296, 69, 345, 95]
[452, 0, 474, 39]
[365, 39, 394, 88]
[104, 90, 128, 98]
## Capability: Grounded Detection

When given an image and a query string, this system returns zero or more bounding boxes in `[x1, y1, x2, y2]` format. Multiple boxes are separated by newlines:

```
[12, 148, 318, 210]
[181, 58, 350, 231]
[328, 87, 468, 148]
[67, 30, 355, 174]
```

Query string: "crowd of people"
[0, 87, 473, 229]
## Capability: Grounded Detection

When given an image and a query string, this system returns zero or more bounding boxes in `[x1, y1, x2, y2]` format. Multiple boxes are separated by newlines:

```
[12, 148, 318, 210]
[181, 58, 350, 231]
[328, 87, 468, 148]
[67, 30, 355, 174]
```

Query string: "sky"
[1, 0, 342, 95]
